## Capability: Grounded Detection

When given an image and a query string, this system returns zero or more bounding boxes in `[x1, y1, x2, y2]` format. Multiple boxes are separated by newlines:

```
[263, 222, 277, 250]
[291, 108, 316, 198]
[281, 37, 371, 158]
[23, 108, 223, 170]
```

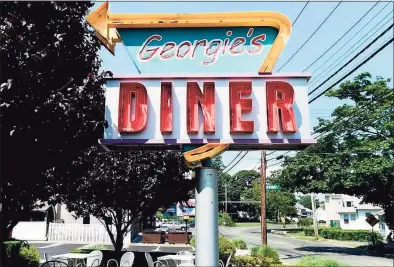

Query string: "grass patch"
[295, 256, 347, 267]
[235, 222, 261, 227]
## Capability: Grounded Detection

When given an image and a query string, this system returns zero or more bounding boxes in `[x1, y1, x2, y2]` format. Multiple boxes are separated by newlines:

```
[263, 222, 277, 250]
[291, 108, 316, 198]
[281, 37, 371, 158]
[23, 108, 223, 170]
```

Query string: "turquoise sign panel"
[118, 27, 278, 74]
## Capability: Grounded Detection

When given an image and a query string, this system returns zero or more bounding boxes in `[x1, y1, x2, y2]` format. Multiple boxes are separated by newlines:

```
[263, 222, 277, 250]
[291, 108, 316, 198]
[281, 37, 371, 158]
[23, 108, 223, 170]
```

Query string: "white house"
[324, 194, 390, 238]
[315, 206, 327, 222]
[296, 203, 312, 218]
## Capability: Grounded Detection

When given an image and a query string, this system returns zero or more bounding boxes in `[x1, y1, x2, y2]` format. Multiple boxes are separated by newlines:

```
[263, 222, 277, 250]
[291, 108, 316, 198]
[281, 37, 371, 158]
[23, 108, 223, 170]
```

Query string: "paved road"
[220, 226, 393, 266]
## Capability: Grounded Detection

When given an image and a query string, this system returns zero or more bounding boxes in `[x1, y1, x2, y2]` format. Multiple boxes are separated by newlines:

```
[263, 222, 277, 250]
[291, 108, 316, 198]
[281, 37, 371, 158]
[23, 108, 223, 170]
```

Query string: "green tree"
[60, 147, 193, 255]
[242, 179, 297, 224]
[271, 73, 394, 229]
[0, 2, 104, 244]
[297, 195, 312, 210]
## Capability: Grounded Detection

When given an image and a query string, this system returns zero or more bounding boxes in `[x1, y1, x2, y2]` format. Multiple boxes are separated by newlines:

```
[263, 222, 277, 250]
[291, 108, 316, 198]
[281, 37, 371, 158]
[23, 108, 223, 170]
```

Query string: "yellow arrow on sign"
[86, 1, 292, 73]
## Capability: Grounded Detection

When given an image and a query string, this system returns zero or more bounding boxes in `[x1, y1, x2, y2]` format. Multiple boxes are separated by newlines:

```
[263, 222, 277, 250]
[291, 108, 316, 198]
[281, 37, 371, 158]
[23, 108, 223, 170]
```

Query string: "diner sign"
[86, 2, 316, 151]
[100, 74, 315, 150]
[118, 26, 278, 74]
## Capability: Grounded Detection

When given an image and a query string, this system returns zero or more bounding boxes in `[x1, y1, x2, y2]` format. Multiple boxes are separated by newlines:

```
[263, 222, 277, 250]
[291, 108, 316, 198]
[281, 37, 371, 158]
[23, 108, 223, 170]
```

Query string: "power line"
[221, 151, 242, 173]
[308, 23, 393, 98]
[292, 2, 309, 27]
[302, 1, 380, 72]
[277, 1, 342, 72]
[308, 35, 393, 103]
[219, 152, 249, 178]
[308, 2, 392, 80]
[308, 10, 393, 89]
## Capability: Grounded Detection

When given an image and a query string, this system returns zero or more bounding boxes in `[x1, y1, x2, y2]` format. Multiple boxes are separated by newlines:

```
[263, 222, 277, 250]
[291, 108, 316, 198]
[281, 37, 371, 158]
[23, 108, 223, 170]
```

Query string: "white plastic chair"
[86, 250, 103, 267]
[145, 252, 167, 267]
[120, 252, 135, 267]
[225, 254, 232, 267]
[175, 251, 194, 265]
[107, 252, 135, 267]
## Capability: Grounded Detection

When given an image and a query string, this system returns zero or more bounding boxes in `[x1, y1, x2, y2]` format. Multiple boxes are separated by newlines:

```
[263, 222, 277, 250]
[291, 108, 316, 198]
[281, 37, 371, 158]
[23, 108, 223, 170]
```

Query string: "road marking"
[37, 243, 63, 249]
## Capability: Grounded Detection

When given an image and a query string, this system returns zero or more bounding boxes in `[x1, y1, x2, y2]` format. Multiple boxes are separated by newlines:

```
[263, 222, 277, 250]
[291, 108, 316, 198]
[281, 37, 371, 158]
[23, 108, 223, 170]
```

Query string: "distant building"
[315, 206, 327, 222]
[296, 203, 312, 218]
[324, 194, 390, 238]
[163, 199, 195, 217]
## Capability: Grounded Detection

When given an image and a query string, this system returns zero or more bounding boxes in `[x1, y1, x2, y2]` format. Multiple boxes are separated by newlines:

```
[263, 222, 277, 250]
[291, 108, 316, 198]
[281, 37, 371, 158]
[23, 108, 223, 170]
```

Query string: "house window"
[83, 216, 90, 224]
[343, 214, 349, 224]
[346, 201, 353, 207]
[350, 214, 356, 221]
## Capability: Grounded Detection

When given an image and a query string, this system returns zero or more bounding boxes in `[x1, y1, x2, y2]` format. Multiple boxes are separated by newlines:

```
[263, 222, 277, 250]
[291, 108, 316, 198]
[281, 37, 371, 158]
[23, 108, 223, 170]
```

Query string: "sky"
[94, 1, 394, 176]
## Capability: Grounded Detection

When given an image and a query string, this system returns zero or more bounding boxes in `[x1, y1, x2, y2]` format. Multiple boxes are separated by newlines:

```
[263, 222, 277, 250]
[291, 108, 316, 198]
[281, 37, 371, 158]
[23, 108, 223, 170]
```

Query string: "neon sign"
[138, 28, 267, 66]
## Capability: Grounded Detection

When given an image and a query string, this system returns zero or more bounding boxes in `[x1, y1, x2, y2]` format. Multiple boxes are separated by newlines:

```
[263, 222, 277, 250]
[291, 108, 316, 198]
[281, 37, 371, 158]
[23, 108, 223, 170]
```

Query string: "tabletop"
[53, 253, 96, 259]
[157, 254, 195, 261]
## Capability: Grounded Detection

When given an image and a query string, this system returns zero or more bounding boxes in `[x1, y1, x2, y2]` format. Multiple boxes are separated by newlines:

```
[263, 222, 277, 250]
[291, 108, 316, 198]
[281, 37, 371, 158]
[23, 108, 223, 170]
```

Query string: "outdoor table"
[157, 254, 195, 266]
[53, 253, 96, 267]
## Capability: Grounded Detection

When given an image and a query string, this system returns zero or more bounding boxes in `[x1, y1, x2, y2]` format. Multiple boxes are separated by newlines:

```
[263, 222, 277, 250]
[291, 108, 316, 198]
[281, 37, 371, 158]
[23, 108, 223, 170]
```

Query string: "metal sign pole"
[195, 166, 219, 267]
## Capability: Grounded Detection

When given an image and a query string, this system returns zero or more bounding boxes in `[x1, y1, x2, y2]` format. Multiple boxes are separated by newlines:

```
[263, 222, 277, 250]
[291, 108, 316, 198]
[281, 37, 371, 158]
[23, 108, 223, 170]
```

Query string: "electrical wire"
[221, 151, 242, 173]
[277, 1, 342, 72]
[302, 1, 380, 72]
[308, 35, 393, 103]
[308, 2, 392, 79]
[219, 152, 249, 178]
[292, 2, 309, 27]
[308, 11, 393, 89]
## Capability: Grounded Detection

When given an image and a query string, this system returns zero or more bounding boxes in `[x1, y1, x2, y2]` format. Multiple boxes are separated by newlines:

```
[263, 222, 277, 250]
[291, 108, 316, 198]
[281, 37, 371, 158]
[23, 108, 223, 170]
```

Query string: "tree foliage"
[242, 179, 297, 222]
[270, 73, 394, 228]
[297, 195, 313, 210]
[60, 147, 193, 253]
[0, 2, 104, 240]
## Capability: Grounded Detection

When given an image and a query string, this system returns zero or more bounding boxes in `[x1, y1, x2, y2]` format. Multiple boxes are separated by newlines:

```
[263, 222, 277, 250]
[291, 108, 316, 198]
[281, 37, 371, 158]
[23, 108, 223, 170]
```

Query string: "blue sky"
[95, 1, 393, 175]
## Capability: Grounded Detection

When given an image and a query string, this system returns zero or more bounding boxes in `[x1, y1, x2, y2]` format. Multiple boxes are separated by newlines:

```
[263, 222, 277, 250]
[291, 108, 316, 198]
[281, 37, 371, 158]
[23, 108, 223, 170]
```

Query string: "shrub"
[71, 244, 109, 253]
[303, 228, 383, 242]
[232, 255, 276, 267]
[296, 256, 347, 267]
[19, 246, 40, 267]
[218, 212, 235, 227]
[232, 238, 247, 249]
[250, 245, 280, 264]
[4, 241, 23, 261]
[219, 236, 236, 259]
[190, 237, 196, 248]
[298, 217, 313, 228]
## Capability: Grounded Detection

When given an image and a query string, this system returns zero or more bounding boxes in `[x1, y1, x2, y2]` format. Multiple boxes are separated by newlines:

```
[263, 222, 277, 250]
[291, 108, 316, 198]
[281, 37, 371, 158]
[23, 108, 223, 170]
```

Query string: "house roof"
[337, 207, 357, 213]
[296, 203, 312, 212]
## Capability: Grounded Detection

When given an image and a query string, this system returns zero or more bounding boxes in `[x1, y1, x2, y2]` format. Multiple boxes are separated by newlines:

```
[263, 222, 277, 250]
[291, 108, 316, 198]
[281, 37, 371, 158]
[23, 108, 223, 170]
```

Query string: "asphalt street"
[220, 226, 394, 266]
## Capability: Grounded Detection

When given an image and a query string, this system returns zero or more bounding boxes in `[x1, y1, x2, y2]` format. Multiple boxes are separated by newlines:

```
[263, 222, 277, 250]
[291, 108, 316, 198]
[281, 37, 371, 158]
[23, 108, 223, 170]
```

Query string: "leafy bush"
[304, 228, 383, 242]
[4, 241, 23, 261]
[218, 212, 235, 227]
[297, 217, 313, 228]
[296, 256, 347, 267]
[250, 245, 280, 264]
[232, 255, 276, 267]
[232, 238, 247, 249]
[190, 237, 196, 248]
[3, 241, 39, 267]
[19, 246, 40, 267]
[219, 236, 236, 259]
[71, 244, 109, 253]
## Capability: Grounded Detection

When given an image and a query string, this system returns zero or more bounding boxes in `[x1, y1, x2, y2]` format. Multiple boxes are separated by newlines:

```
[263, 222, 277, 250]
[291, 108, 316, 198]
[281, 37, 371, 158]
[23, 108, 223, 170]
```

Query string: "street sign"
[266, 184, 280, 190]
[366, 214, 379, 227]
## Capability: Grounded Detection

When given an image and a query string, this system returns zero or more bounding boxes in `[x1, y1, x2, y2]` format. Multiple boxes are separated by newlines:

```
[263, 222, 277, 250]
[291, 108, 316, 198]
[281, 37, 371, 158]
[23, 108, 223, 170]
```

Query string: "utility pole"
[225, 183, 228, 213]
[260, 151, 267, 245]
[311, 194, 319, 239]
